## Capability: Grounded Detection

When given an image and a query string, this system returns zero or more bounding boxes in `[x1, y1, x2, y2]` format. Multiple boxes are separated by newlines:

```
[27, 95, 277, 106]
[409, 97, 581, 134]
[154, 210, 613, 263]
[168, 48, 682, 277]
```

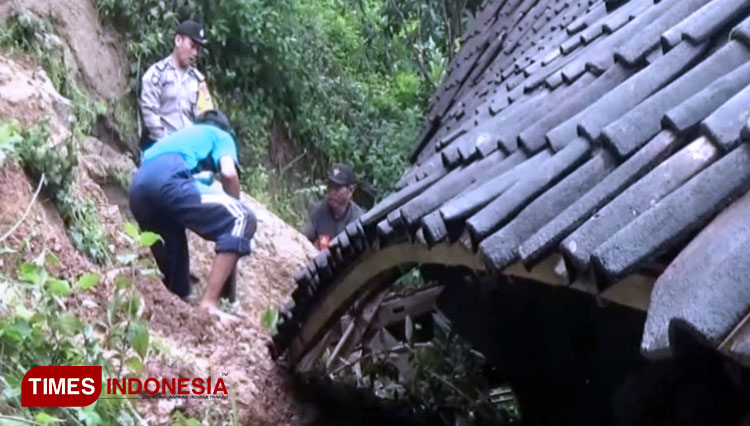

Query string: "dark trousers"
[129, 154, 256, 299]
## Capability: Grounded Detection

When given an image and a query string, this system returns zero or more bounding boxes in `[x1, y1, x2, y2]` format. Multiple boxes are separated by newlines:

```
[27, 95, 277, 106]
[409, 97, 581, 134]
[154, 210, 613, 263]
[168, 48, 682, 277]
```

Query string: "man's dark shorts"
[129, 153, 256, 297]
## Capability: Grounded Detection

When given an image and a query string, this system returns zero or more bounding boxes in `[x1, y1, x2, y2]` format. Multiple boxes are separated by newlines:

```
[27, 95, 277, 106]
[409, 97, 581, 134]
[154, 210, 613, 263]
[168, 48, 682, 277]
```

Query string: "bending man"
[129, 110, 255, 310]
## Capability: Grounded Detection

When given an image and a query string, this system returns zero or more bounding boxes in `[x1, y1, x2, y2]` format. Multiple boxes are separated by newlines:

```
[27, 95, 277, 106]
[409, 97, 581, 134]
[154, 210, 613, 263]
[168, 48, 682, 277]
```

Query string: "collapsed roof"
[276, 0, 750, 368]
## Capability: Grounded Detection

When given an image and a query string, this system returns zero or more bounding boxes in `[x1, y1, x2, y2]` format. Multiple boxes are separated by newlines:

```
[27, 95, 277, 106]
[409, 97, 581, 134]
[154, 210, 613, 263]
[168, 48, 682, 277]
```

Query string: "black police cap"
[176, 20, 207, 46]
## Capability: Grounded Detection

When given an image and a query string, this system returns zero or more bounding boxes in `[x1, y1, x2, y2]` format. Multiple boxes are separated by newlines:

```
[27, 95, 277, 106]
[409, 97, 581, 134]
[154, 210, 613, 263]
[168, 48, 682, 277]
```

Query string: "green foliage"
[76, 273, 101, 291]
[95, 0, 481, 221]
[0, 252, 139, 425]
[170, 411, 202, 426]
[112, 97, 138, 142]
[260, 306, 279, 334]
[127, 320, 149, 360]
[67, 201, 111, 264]
[99, 221, 158, 389]
[0, 223, 157, 423]
[6, 121, 111, 264]
[331, 311, 519, 425]
[0, 122, 24, 167]
[0, 13, 112, 264]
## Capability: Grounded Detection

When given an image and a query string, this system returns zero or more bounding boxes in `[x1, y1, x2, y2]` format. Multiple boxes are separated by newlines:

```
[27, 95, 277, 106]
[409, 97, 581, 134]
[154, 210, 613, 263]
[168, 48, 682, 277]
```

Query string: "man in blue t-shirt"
[129, 110, 255, 312]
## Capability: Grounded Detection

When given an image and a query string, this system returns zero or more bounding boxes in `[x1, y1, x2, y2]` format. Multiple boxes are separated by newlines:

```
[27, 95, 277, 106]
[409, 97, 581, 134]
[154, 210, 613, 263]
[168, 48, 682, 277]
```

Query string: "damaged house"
[274, 0, 750, 424]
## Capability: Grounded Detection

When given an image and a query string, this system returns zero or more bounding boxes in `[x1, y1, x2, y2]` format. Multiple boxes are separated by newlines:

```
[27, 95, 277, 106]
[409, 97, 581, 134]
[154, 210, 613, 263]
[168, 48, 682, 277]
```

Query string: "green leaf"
[115, 276, 132, 289]
[124, 296, 142, 317]
[2, 376, 21, 400]
[77, 404, 102, 426]
[123, 221, 140, 240]
[76, 273, 101, 291]
[18, 261, 46, 285]
[260, 307, 279, 334]
[59, 313, 84, 336]
[34, 411, 60, 425]
[138, 232, 162, 247]
[48, 278, 71, 296]
[2, 318, 31, 343]
[128, 320, 149, 359]
[45, 252, 61, 267]
[124, 356, 143, 375]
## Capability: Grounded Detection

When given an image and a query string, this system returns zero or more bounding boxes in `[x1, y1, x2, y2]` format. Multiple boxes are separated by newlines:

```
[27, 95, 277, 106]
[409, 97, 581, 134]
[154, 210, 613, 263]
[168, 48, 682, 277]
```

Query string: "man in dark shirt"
[303, 163, 364, 250]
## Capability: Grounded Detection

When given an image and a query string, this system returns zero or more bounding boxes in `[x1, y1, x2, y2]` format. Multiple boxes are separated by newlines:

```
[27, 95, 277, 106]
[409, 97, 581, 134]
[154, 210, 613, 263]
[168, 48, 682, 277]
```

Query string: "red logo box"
[22, 366, 102, 407]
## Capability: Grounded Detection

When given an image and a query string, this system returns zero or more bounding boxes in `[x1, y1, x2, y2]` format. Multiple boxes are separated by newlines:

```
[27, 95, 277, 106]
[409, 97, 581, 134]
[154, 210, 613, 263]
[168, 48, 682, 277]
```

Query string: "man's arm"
[302, 219, 316, 242]
[302, 202, 319, 242]
[219, 156, 241, 199]
[141, 66, 166, 141]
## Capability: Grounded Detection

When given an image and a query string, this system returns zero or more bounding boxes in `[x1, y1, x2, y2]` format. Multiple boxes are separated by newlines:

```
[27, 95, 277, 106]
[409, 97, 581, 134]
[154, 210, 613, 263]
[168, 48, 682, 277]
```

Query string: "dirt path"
[1, 160, 319, 425]
[131, 196, 318, 425]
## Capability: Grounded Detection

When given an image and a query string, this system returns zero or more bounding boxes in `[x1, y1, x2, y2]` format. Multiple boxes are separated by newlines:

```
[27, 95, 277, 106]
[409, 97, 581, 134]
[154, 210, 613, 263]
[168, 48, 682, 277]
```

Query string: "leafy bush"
[0, 222, 160, 425]
[0, 13, 111, 264]
[329, 311, 520, 425]
[0, 253, 139, 425]
[95, 0, 480, 224]
[9, 122, 111, 264]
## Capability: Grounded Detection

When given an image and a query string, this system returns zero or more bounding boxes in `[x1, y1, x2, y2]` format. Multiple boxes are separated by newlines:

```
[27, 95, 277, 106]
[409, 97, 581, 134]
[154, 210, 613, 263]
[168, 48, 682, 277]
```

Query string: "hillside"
[0, 2, 319, 424]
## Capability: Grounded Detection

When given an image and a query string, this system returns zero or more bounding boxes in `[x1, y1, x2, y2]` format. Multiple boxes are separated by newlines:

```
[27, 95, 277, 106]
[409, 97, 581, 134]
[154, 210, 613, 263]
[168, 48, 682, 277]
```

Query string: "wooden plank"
[326, 289, 389, 370]
[371, 286, 445, 330]
[290, 242, 484, 364]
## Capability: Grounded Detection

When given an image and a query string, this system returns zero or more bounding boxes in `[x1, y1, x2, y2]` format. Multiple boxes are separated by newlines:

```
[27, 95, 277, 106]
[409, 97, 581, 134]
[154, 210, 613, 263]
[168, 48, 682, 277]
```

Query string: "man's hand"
[219, 156, 240, 199]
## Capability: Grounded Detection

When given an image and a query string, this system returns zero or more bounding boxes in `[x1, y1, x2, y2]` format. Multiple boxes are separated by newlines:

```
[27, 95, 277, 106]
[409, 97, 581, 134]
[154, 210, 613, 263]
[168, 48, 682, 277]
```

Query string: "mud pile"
[0, 13, 318, 422]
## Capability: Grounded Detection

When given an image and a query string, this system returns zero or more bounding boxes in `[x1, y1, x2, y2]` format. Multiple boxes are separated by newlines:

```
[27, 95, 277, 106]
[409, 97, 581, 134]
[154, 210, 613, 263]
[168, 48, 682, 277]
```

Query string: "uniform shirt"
[140, 56, 206, 141]
[142, 124, 238, 176]
[303, 200, 364, 247]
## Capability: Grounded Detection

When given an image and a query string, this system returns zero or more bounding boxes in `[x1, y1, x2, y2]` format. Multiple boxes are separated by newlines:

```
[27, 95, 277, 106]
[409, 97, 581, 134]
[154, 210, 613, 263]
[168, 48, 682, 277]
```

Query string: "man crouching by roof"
[129, 110, 255, 312]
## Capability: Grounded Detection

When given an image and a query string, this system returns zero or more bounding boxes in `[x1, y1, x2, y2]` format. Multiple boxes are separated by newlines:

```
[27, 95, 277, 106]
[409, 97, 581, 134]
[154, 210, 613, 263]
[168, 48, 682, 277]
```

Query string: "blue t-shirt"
[142, 124, 238, 171]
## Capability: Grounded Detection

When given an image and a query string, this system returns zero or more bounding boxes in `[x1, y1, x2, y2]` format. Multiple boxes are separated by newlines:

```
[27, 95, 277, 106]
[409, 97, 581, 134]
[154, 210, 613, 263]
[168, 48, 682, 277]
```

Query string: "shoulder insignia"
[190, 68, 206, 82]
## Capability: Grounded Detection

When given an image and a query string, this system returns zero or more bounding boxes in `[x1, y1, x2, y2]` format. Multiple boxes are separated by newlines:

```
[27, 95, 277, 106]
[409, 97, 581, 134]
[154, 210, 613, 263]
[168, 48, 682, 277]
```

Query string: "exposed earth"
[0, 4, 322, 424]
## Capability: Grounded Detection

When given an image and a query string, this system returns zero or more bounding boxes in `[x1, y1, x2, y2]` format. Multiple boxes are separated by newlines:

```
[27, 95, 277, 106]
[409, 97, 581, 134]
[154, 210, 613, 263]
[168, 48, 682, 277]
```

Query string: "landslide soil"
[0, 20, 319, 424]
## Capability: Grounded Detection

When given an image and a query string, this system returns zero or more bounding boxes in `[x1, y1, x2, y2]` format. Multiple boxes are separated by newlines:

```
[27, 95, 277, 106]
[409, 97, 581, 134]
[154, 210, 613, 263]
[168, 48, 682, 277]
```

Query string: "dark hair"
[196, 110, 230, 132]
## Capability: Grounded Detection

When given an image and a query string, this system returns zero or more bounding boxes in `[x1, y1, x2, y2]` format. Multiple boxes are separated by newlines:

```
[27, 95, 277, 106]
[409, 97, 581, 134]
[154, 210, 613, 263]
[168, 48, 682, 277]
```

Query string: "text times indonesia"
[22, 366, 229, 407]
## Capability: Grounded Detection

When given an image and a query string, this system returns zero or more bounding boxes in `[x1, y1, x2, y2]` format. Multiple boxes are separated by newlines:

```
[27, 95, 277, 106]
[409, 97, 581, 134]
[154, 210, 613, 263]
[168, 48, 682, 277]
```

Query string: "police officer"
[303, 163, 364, 250]
[129, 110, 254, 311]
[140, 20, 214, 150]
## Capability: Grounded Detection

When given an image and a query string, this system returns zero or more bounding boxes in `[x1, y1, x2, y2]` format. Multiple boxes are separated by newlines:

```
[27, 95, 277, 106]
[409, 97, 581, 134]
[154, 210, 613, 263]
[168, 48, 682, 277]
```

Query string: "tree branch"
[389, 0, 431, 83]
[442, 0, 454, 60]
[0, 174, 45, 243]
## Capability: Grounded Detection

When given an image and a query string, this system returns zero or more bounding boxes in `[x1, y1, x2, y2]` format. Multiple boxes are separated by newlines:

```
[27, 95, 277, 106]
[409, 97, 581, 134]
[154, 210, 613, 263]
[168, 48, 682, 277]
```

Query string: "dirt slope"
[0, 47, 318, 425]
[0, 0, 127, 100]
